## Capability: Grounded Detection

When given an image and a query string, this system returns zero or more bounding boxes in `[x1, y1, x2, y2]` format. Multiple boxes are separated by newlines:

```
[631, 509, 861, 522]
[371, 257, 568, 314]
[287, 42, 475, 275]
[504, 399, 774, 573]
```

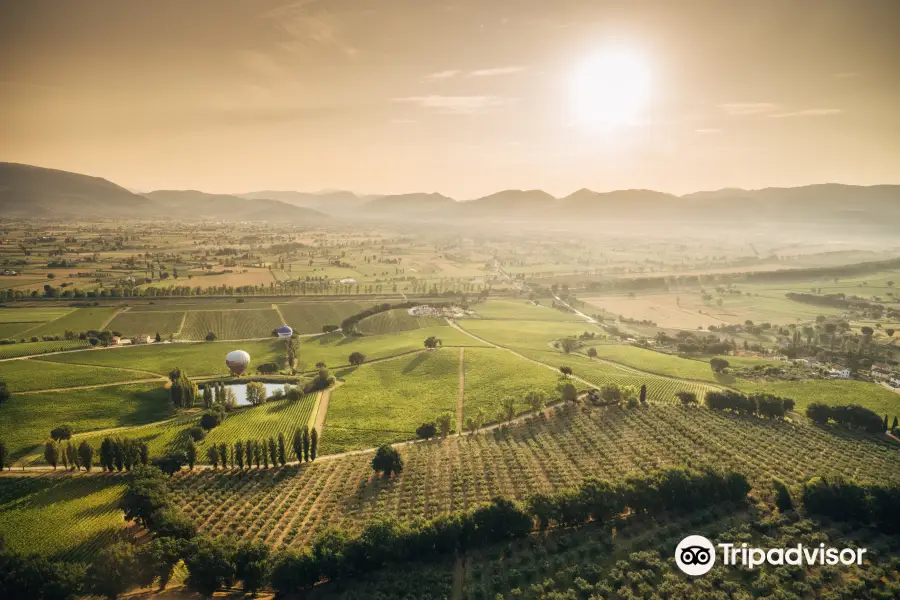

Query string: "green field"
[296, 326, 487, 371]
[321, 350, 459, 454]
[735, 378, 900, 418]
[0, 307, 74, 324]
[355, 308, 442, 334]
[277, 301, 368, 334]
[180, 308, 284, 340]
[459, 319, 596, 352]
[0, 358, 156, 392]
[106, 310, 185, 337]
[25, 307, 120, 337]
[40, 339, 285, 377]
[75, 414, 196, 464]
[199, 392, 319, 453]
[0, 475, 127, 561]
[0, 382, 172, 460]
[463, 348, 562, 422]
[0, 338, 91, 358]
[473, 299, 583, 321]
[581, 344, 722, 382]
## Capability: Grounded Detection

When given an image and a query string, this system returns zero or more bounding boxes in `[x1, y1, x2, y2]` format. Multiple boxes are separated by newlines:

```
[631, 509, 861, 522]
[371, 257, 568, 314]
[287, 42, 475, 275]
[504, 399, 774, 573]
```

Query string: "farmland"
[200, 391, 318, 450]
[735, 378, 900, 418]
[180, 308, 285, 340]
[277, 301, 368, 333]
[0, 358, 156, 392]
[0, 382, 171, 460]
[355, 308, 442, 334]
[0, 338, 91, 358]
[473, 299, 583, 321]
[320, 350, 459, 453]
[24, 307, 121, 338]
[106, 310, 185, 338]
[38, 338, 285, 378]
[463, 348, 562, 421]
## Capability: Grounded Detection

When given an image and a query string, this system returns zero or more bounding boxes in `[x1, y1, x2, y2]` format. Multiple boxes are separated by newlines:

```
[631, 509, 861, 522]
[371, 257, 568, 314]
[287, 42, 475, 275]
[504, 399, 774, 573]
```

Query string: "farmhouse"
[339, 278, 357, 284]
[828, 368, 851, 379]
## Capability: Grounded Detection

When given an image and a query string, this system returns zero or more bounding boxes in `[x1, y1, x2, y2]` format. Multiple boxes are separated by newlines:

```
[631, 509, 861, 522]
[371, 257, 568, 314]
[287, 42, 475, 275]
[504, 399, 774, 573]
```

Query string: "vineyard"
[355, 308, 441, 334]
[459, 319, 597, 353]
[320, 350, 459, 453]
[180, 308, 285, 340]
[40, 338, 285, 377]
[0, 338, 90, 358]
[0, 382, 172, 461]
[473, 299, 582, 322]
[106, 310, 185, 338]
[0, 474, 128, 562]
[199, 391, 318, 449]
[24, 307, 120, 338]
[167, 403, 900, 550]
[277, 301, 369, 334]
[462, 348, 562, 421]
[0, 358, 154, 392]
[735, 378, 900, 418]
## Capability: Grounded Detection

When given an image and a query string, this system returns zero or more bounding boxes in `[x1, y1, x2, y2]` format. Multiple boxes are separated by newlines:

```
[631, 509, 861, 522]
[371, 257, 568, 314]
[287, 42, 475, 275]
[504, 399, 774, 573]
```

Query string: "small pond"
[226, 382, 292, 407]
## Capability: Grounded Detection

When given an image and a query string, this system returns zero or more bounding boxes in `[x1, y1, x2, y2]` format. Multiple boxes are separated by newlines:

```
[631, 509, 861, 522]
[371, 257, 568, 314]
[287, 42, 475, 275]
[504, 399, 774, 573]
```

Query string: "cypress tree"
[277, 433, 287, 466]
[302, 427, 310, 463]
[186, 440, 197, 470]
[262, 439, 269, 468]
[893, 416, 898, 430]
[267, 438, 277, 467]
[235, 441, 245, 469]
[43, 441, 59, 469]
[292, 427, 303, 462]
[310, 428, 318, 461]
[139, 442, 149, 465]
[639, 384, 647, 404]
[245, 439, 253, 468]
[100, 437, 113, 471]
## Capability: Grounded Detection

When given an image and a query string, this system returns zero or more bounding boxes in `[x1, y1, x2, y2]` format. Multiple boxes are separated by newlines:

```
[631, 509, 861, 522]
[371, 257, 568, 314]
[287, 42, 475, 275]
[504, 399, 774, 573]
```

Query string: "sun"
[569, 48, 652, 130]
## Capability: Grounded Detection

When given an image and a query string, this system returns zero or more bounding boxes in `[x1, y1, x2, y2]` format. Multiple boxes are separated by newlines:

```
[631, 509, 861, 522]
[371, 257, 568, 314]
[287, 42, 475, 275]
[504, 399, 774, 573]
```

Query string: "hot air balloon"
[276, 325, 293, 339]
[226, 349, 251, 376]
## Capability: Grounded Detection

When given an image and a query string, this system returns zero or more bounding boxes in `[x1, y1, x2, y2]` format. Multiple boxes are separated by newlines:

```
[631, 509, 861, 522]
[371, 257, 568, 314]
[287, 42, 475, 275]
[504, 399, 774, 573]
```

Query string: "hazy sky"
[2, 0, 899, 198]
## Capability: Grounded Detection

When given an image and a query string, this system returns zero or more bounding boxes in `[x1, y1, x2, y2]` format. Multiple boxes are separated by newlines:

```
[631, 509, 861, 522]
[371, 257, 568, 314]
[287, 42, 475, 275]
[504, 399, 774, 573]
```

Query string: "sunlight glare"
[570, 48, 652, 131]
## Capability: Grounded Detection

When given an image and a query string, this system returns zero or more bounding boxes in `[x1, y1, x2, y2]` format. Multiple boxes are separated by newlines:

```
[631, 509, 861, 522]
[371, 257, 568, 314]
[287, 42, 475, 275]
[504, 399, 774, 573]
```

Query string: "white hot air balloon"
[226, 349, 251, 375]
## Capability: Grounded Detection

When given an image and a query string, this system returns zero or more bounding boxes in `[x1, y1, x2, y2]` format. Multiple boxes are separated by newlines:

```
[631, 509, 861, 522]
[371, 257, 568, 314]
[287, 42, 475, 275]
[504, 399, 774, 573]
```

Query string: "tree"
[599, 383, 621, 404]
[437, 412, 453, 437]
[217, 443, 228, 468]
[155, 332, 162, 342]
[525, 390, 546, 413]
[245, 381, 267, 406]
[0, 440, 7, 470]
[709, 357, 729, 373]
[86, 542, 138, 599]
[267, 437, 278, 467]
[310, 428, 318, 461]
[556, 380, 578, 404]
[675, 391, 698, 405]
[292, 427, 304, 462]
[186, 441, 197, 470]
[0, 379, 9, 405]
[559, 366, 573, 378]
[586, 347, 598, 359]
[348, 352, 366, 366]
[153, 453, 187, 476]
[302, 427, 310, 462]
[884, 414, 890, 432]
[500, 397, 516, 423]
[139, 442, 150, 466]
[277, 433, 287, 466]
[43, 441, 59, 469]
[205, 331, 217, 342]
[416, 422, 437, 440]
[199, 412, 221, 431]
[184, 537, 236, 597]
[773, 478, 793, 512]
[234, 540, 270, 595]
[371, 444, 403, 478]
[886, 328, 895, 337]
[78, 440, 94, 471]
[423, 336, 442, 349]
[235, 441, 245, 469]
[136, 537, 186, 591]
[206, 446, 219, 468]
[50, 424, 73, 442]
[894, 416, 899, 430]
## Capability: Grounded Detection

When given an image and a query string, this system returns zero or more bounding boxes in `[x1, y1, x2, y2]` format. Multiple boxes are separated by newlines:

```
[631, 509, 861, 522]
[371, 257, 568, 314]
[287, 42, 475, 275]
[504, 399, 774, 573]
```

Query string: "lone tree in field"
[676, 391, 698, 405]
[639, 384, 647, 404]
[710, 357, 729, 373]
[348, 352, 366, 366]
[44, 442, 59, 469]
[559, 366, 573, 378]
[416, 422, 437, 440]
[372, 444, 403, 479]
[600, 383, 622, 404]
[525, 390, 546, 413]
[557, 381, 578, 404]
[558, 337, 580, 354]
[423, 336, 442, 349]
[205, 331, 217, 341]
[50, 424, 73, 442]
[587, 347, 598, 359]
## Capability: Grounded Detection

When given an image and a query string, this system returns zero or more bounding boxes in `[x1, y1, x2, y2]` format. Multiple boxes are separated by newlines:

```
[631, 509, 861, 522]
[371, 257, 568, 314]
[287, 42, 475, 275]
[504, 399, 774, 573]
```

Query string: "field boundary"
[173, 312, 187, 338]
[272, 303, 288, 326]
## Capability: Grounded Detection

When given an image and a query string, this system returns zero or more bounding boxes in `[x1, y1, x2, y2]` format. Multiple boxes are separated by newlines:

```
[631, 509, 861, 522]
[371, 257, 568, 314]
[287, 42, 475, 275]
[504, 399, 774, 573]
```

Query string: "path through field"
[456, 347, 465, 432]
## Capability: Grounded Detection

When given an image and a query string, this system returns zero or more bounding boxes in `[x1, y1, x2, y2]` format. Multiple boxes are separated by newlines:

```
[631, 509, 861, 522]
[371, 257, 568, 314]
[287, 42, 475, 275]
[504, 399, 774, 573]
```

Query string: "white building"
[828, 368, 851, 379]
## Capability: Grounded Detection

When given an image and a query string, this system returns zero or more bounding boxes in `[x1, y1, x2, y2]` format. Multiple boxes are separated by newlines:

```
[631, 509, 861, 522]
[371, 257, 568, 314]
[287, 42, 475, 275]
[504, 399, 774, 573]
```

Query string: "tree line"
[703, 390, 795, 419]
[805, 402, 885, 433]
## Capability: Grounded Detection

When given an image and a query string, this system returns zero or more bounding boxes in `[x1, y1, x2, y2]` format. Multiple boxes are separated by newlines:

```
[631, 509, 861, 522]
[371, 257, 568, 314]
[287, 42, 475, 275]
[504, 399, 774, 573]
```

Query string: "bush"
[50, 424, 73, 441]
[199, 412, 221, 431]
[256, 362, 279, 375]
[416, 422, 437, 440]
[188, 426, 206, 441]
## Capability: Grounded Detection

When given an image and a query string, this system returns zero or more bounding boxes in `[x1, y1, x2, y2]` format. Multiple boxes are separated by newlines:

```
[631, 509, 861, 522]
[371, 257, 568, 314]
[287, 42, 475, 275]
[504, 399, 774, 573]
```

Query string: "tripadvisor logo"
[675, 535, 867, 576]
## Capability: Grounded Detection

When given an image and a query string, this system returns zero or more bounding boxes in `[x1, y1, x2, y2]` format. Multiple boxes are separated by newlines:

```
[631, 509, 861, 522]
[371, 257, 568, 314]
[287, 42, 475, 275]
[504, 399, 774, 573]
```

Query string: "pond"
[226, 382, 293, 407]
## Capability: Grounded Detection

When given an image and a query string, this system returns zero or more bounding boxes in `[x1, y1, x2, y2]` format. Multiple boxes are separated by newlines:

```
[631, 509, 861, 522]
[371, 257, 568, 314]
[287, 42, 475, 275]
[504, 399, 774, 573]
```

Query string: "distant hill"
[144, 190, 330, 223]
[559, 189, 678, 216]
[0, 162, 149, 218]
[456, 189, 556, 217]
[359, 192, 456, 216]
[237, 190, 367, 214]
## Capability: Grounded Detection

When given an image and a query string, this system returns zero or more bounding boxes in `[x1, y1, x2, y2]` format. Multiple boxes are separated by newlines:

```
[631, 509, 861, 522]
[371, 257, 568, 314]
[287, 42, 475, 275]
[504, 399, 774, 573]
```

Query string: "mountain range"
[1, 162, 899, 226]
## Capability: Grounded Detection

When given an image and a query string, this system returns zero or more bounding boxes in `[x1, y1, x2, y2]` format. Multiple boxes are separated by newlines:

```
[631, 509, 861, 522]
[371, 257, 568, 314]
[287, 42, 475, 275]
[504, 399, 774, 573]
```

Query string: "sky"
[2, 0, 899, 199]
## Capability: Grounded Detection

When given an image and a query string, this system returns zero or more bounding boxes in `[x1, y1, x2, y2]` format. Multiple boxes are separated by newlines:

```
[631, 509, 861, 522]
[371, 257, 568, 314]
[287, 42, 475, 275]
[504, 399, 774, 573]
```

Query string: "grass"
[355, 308, 442, 334]
[0, 359, 156, 392]
[458, 319, 596, 353]
[320, 350, 459, 454]
[277, 301, 369, 334]
[463, 348, 562, 423]
[734, 378, 900, 418]
[581, 344, 721, 382]
[0, 339, 91, 358]
[25, 307, 121, 337]
[180, 309, 284, 340]
[0, 307, 75, 323]
[0, 475, 127, 561]
[40, 339, 285, 377]
[106, 310, 185, 337]
[473, 299, 582, 321]
[0, 382, 172, 460]
[295, 325, 487, 371]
